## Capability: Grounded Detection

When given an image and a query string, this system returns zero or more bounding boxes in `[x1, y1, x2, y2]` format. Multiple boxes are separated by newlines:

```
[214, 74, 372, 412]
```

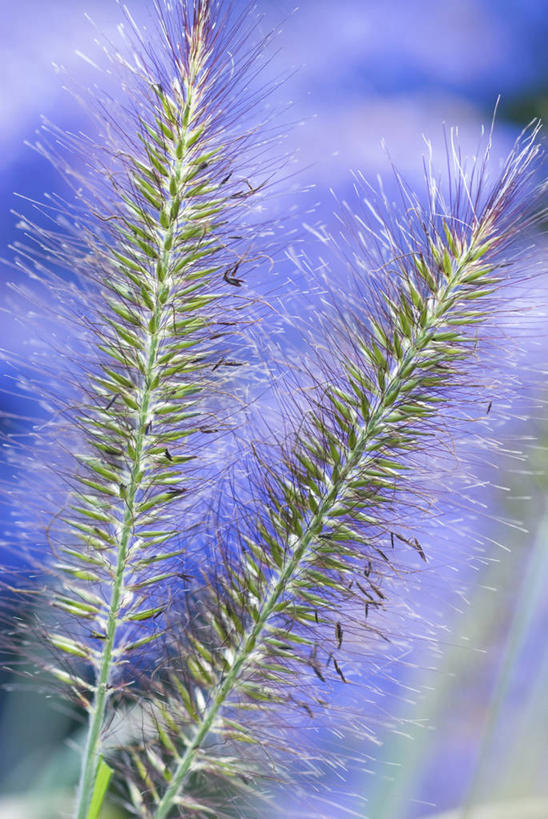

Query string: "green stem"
[75, 303, 162, 819]
[153, 248, 478, 817]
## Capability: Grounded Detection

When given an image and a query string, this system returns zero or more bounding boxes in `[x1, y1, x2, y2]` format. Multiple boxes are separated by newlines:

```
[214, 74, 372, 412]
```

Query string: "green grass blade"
[86, 756, 113, 819]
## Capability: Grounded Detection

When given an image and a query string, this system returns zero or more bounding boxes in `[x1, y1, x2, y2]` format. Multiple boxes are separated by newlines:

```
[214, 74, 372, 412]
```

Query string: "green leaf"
[50, 634, 91, 658]
[86, 756, 113, 819]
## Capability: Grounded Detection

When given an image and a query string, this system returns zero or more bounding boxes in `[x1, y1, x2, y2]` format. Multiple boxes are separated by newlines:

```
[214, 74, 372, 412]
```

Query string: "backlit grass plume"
[2, 1, 282, 816]
[112, 125, 544, 818]
[0, 0, 545, 817]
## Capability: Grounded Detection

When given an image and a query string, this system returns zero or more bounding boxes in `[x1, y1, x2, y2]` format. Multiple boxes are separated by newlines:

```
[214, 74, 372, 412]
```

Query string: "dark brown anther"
[301, 703, 313, 718]
[166, 487, 187, 496]
[413, 537, 427, 562]
[164, 448, 173, 461]
[212, 358, 224, 371]
[145, 421, 153, 435]
[105, 393, 119, 411]
[314, 610, 319, 624]
[177, 572, 193, 581]
[333, 658, 347, 683]
[336, 621, 343, 649]
[394, 531, 426, 561]
[390, 532, 395, 548]
[312, 664, 326, 683]
[199, 426, 219, 434]
[364, 560, 372, 577]
[223, 262, 243, 287]
[356, 581, 374, 601]
[365, 602, 369, 618]
[369, 581, 385, 600]
[487, 400, 492, 414]
[221, 172, 232, 185]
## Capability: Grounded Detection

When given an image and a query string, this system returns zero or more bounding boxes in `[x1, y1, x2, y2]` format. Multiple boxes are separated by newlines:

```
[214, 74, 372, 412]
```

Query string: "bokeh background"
[1, 1, 547, 817]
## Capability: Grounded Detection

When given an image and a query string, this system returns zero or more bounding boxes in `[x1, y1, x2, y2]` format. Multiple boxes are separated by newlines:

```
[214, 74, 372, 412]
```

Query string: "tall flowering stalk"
[0, 0, 545, 817]
[3, 1, 281, 816]
[117, 126, 544, 818]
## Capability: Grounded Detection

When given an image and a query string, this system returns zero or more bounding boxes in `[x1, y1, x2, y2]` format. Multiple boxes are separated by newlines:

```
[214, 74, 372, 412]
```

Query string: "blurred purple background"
[0, 1, 547, 817]
[2, 0, 547, 407]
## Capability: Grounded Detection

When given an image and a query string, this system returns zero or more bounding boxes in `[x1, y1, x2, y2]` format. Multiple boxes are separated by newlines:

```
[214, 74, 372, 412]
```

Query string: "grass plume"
[115, 122, 545, 818]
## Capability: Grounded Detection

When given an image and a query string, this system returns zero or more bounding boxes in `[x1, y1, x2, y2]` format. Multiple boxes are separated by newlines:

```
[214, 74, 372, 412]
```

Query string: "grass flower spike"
[3, 1, 281, 816]
[0, 0, 545, 817]
[116, 129, 544, 816]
